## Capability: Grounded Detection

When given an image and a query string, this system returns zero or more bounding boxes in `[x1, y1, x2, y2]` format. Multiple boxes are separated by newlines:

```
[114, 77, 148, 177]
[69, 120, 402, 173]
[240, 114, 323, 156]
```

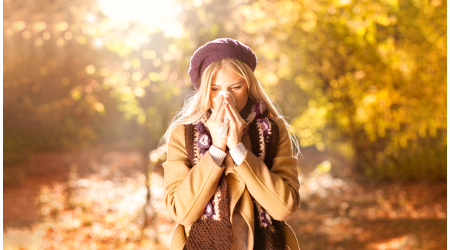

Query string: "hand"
[206, 95, 227, 151]
[224, 96, 246, 150]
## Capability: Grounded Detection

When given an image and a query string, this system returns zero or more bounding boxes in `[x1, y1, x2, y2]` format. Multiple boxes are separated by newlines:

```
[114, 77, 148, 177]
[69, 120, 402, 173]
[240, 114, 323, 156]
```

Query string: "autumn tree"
[231, 0, 447, 179]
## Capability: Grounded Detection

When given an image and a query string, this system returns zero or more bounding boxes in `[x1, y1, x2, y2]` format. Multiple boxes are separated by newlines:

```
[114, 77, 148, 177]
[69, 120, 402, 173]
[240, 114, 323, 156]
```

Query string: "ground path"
[3, 148, 447, 249]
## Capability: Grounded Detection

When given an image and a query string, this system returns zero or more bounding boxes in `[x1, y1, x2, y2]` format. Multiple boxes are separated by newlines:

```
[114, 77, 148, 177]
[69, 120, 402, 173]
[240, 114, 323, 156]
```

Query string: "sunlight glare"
[97, 0, 181, 25]
[85, 13, 97, 23]
[94, 38, 103, 47]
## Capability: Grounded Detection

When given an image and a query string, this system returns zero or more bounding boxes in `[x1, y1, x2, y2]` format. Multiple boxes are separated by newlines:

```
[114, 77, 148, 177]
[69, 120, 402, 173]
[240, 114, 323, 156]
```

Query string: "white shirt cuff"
[209, 145, 227, 167]
[229, 142, 247, 165]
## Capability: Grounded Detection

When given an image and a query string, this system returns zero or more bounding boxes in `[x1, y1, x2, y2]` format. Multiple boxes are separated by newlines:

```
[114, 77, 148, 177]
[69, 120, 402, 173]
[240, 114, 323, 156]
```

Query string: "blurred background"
[3, 0, 447, 249]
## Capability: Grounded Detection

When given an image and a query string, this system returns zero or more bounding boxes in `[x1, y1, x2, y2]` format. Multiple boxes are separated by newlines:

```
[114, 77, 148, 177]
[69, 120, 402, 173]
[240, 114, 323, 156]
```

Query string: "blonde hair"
[160, 58, 300, 158]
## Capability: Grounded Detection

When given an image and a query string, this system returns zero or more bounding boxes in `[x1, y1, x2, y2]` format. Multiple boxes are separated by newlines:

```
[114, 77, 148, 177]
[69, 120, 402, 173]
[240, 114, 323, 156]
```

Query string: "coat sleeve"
[234, 117, 300, 221]
[162, 125, 224, 225]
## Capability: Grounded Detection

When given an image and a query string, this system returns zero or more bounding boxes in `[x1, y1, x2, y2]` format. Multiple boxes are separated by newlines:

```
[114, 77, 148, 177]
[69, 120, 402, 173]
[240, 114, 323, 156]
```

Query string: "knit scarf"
[183, 99, 286, 250]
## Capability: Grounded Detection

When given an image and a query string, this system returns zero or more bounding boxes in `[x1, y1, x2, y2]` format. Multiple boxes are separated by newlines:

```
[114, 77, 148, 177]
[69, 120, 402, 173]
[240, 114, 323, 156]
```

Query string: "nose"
[223, 93, 236, 106]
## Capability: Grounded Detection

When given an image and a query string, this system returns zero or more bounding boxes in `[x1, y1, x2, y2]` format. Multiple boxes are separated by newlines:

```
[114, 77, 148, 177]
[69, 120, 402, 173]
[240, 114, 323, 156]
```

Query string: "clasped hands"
[206, 95, 246, 152]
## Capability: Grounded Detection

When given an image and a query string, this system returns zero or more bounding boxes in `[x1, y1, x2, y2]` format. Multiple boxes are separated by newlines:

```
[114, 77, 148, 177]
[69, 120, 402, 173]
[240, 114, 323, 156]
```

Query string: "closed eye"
[211, 86, 241, 91]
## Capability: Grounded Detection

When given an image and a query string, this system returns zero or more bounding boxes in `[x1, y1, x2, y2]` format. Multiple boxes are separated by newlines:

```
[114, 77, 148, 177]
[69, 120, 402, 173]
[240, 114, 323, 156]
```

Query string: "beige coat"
[163, 117, 301, 250]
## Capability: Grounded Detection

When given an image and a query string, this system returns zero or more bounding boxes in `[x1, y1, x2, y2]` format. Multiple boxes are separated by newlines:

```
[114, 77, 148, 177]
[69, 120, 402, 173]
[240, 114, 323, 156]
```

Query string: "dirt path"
[3, 148, 447, 250]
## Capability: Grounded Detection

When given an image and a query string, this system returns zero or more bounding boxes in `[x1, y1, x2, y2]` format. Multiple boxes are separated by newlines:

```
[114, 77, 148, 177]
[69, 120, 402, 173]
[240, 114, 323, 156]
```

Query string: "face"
[210, 68, 249, 112]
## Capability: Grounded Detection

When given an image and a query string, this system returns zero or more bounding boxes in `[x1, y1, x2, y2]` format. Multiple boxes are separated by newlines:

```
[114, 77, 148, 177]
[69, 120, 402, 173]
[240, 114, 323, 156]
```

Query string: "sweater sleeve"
[229, 142, 247, 165]
[234, 117, 300, 221]
[163, 125, 224, 225]
[209, 145, 227, 166]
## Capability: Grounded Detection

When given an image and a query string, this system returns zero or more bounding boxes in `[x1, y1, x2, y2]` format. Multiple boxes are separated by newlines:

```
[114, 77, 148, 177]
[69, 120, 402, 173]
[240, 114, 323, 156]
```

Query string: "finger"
[216, 102, 226, 122]
[210, 95, 224, 120]
[225, 98, 240, 123]
[225, 104, 237, 126]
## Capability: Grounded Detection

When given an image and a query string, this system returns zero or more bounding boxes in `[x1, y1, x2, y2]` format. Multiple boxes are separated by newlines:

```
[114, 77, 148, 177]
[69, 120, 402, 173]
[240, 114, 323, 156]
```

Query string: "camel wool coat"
[163, 116, 301, 250]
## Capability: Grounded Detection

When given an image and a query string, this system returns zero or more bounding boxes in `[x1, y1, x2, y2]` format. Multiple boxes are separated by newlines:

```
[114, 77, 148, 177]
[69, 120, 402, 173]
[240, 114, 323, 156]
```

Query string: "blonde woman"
[161, 38, 301, 250]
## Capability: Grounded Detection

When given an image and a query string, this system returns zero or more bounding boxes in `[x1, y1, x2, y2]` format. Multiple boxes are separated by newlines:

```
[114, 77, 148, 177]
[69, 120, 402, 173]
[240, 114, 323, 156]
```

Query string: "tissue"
[212, 91, 236, 138]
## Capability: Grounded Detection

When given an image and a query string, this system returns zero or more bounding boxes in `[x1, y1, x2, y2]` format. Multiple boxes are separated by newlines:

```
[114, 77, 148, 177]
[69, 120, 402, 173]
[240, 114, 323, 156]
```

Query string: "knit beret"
[188, 38, 257, 90]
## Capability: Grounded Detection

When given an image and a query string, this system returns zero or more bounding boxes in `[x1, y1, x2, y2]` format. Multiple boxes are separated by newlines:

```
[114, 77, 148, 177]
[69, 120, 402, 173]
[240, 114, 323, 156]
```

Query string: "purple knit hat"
[188, 38, 257, 90]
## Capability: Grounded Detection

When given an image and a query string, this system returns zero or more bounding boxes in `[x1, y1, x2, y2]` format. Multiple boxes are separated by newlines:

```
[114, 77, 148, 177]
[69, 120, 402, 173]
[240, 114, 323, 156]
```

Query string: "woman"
[161, 38, 301, 250]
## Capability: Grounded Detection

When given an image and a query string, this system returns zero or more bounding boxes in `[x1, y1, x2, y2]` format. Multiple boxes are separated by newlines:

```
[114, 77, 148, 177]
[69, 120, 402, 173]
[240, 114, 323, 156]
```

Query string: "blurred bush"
[3, 0, 191, 162]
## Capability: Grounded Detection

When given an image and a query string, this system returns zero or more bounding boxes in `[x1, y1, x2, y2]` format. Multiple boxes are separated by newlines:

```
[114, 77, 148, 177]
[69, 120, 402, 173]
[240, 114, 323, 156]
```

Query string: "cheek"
[233, 88, 248, 110]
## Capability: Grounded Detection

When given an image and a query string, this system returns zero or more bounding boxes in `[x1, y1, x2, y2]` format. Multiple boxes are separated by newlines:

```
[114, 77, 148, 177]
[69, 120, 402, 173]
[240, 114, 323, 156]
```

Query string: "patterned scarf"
[183, 98, 285, 250]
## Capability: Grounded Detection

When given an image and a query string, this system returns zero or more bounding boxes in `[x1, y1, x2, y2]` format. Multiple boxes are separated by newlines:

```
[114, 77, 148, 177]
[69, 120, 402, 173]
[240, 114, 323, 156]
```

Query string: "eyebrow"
[211, 81, 243, 87]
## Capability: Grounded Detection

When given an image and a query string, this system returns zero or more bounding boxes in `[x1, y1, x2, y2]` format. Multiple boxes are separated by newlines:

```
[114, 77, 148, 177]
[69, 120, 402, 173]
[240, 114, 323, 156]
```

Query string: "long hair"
[160, 58, 300, 158]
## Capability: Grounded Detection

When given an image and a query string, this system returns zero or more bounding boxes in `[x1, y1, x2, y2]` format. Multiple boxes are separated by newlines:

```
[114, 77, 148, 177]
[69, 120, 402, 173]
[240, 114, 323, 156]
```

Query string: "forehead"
[211, 68, 244, 86]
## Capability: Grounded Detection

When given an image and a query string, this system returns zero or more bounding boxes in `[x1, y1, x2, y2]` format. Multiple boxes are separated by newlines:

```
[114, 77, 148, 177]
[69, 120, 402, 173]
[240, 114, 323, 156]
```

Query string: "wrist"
[229, 142, 247, 165]
[213, 144, 226, 152]
[227, 142, 239, 150]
